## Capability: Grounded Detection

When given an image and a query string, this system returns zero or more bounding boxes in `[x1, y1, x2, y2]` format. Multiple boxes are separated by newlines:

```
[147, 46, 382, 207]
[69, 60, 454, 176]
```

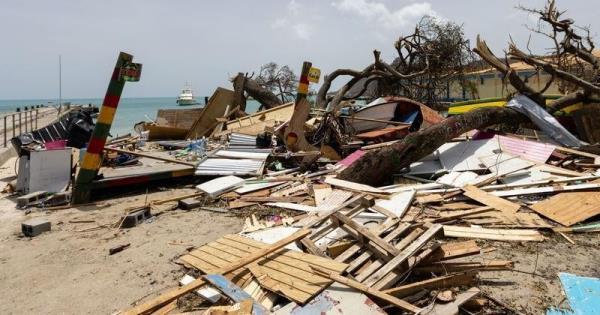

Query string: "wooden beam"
[443, 225, 544, 242]
[382, 271, 477, 297]
[104, 146, 197, 167]
[151, 192, 203, 205]
[415, 260, 513, 274]
[120, 229, 311, 315]
[332, 212, 401, 256]
[363, 224, 443, 290]
[462, 185, 520, 213]
[311, 266, 422, 313]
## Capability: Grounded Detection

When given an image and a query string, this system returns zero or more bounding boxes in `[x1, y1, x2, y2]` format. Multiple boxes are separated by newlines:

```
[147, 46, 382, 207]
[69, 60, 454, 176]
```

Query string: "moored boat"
[176, 83, 197, 106]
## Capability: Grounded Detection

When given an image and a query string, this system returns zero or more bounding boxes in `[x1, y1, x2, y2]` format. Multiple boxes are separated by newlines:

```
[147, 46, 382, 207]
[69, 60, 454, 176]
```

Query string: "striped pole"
[284, 61, 313, 150]
[296, 61, 312, 103]
[72, 52, 134, 204]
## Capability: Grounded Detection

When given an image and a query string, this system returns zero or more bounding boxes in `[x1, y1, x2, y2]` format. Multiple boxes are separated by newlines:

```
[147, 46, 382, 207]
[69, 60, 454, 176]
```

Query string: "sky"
[0, 0, 598, 100]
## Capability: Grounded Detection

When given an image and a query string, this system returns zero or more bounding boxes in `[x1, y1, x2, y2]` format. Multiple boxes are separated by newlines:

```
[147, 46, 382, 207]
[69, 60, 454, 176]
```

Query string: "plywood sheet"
[530, 192, 600, 226]
[187, 87, 235, 138]
[226, 102, 293, 130]
[156, 108, 203, 129]
[179, 234, 348, 304]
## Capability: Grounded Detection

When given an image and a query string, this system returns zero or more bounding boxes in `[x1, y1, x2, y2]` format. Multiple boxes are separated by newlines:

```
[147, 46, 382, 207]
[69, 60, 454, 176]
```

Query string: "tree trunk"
[232, 73, 283, 110]
[338, 107, 528, 186]
[232, 72, 247, 111]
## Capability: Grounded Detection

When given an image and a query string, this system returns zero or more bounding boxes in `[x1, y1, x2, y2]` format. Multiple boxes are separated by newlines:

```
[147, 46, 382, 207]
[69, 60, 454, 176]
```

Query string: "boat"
[176, 83, 197, 106]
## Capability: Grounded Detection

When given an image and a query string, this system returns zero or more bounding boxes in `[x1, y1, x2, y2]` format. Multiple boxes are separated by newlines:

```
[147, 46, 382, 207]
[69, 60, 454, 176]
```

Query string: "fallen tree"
[338, 0, 600, 185]
[231, 72, 282, 111]
[338, 106, 527, 185]
[231, 63, 299, 111]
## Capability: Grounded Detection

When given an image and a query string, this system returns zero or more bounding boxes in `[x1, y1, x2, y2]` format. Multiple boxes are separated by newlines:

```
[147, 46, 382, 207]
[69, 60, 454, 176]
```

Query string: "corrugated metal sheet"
[498, 135, 556, 163]
[195, 158, 265, 176]
[196, 147, 269, 176]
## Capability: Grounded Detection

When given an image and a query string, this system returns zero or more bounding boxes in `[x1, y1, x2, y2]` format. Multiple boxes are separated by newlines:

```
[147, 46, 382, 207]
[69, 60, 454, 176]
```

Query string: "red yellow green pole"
[72, 52, 140, 204]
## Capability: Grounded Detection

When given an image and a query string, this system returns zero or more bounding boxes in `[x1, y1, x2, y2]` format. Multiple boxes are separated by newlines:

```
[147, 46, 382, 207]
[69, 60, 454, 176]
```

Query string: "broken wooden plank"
[104, 146, 198, 167]
[332, 212, 401, 256]
[265, 202, 317, 212]
[382, 271, 477, 298]
[414, 260, 513, 274]
[363, 224, 443, 290]
[424, 240, 481, 263]
[325, 177, 387, 194]
[462, 185, 520, 213]
[120, 229, 311, 315]
[311, 266, 422, 313]
[443, 226, 544, 242]
[490, 183, 600, 197]
[433, 206, 494, 223]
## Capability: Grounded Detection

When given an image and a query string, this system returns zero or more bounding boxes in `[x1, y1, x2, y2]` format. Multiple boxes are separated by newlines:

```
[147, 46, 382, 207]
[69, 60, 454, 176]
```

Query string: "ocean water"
[0, 97, 261, 137]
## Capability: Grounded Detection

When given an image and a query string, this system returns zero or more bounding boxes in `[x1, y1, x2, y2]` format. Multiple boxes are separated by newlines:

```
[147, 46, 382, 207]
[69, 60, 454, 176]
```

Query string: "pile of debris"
[76, 79, 596, 315]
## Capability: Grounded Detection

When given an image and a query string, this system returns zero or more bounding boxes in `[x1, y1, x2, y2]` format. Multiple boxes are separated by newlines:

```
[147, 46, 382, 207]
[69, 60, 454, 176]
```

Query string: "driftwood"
[338, 106, 527, 185]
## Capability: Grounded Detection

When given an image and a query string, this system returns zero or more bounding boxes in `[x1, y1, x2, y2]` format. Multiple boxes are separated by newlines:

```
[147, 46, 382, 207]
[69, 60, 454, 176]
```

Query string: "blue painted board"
[546, 273, 600, 315]
[204, 274, 268, 315]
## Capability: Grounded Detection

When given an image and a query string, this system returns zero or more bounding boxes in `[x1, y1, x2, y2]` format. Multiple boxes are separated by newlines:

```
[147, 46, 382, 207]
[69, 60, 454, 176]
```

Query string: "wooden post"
[18, 111, 22, 135]
[35, 109, 38, 129]
[72, 52, 139, 204]
[12, 114, 15, 138]
[284, 61, 317, 152]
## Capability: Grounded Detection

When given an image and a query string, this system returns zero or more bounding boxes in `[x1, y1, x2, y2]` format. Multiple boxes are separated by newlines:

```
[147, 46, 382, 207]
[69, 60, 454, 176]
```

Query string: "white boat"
[176, 84, 197, 106]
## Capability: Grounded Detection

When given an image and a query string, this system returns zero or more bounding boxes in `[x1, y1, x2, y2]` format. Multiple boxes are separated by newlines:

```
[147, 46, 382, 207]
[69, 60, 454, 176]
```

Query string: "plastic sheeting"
[506, 95, 584, 147]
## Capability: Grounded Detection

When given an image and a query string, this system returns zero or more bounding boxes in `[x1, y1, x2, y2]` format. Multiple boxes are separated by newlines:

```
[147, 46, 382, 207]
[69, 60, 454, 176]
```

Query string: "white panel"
[28, 149, 71, 193]
[437, 138, 500, 172]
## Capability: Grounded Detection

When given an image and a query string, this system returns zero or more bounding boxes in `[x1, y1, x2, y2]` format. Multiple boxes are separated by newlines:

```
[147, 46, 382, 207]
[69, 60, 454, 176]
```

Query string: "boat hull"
[176, 99, 197, 106]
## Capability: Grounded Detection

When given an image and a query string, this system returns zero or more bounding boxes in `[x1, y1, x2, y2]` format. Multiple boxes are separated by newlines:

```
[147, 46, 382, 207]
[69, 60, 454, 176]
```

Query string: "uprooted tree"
[339, 0, 600, 185]
[316, 16, 474, 112]
[231, 62, 298, 111]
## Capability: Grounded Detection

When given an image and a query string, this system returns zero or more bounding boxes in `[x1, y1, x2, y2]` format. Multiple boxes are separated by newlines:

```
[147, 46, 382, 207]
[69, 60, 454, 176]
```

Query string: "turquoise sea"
[0, 97, 261, 137]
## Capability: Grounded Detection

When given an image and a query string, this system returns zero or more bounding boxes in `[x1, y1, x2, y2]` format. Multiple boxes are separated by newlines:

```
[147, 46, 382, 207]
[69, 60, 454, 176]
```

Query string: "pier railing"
[1, 106, 43, 148]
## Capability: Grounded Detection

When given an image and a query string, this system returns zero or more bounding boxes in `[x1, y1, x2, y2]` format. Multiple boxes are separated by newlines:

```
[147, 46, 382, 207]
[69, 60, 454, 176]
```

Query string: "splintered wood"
[179, 234, 347, 304]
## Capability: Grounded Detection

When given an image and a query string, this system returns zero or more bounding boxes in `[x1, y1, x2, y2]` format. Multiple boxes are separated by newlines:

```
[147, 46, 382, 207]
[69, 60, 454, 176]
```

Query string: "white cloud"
[332, 0, 439, 29]
[288, 0, 301, 16]
[269, 0, 314, 40]
[271, 18, 287, 29]
[293, 23, 312, 40]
